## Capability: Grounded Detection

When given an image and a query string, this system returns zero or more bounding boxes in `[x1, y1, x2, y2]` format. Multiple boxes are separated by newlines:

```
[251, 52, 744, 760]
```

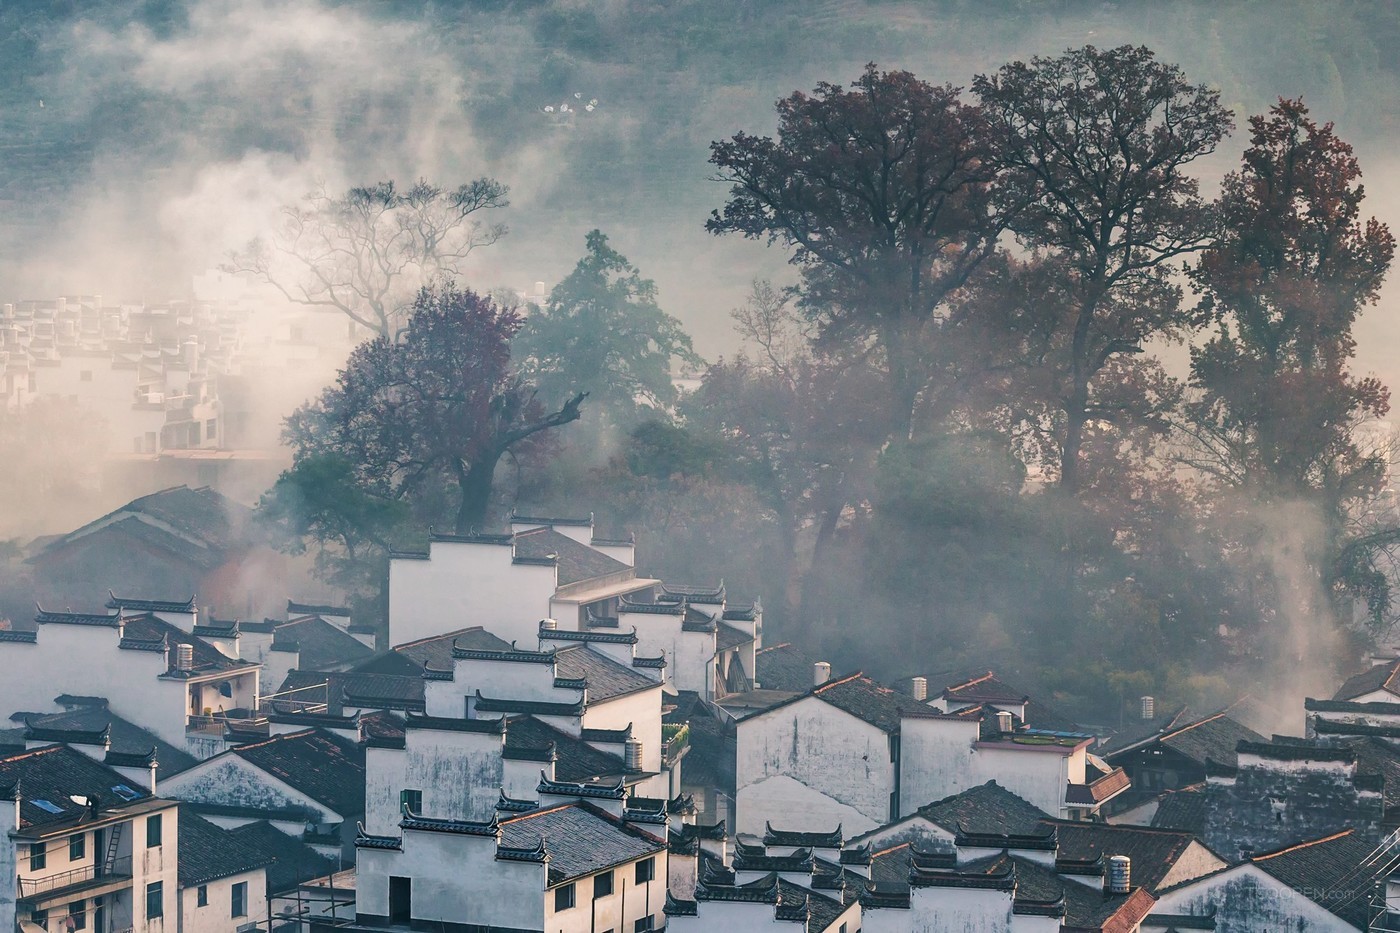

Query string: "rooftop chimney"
[1107, 855, 1131, 894]
[813, 661, 832, 687]
[1140, 696, 1155, 721]
[910, 676, 928, 701]
[995, 710, 1014, 735]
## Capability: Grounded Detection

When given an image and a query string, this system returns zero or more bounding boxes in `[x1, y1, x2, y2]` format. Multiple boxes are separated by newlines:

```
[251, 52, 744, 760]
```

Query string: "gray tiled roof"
[178, 810, 274, 885]
[716, 622, 754, 653]
[499, 801, 664, 885]
[0, 743, 154, 829]
[273, 616, 374, 670]
[811, 673, 939, 733]
[13, 703, 197, 778]
[31, 485, 254, 566]
[121, 613, 256, 676]
[755, 643, 820, 692]
[513, 527, 630, 586]
[1045, 819, 1205, 893]
[916, 780, 1049, 836]
[1248, 829, 1380, 928]
[228, 820, 338, 894]
[232, 729, 365, 816]
[504, 716, 628, 783]
[1333, 658, 1400, 701]
[554, 646, 656, 702]
[1150, 784, 1206, 835]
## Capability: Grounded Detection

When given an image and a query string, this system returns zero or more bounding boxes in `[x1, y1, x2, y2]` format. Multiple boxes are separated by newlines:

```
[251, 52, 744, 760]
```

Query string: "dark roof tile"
[755, 643, 821, 693]
[499, 801, 664, 885]
[227, 820, 338, 894]
[178, 811, 274, 885]
[554, 646, 656, 703]
[1250, 829, 1381, 928]
[0, 743, 154, 828]
[273, 616, 374, 671]
[513, 527, 630, 586]
[916, 780, 1049, 836]
[232, 729, 365, 816]
[505, 716, 627, 783]
[1333, 659, 1400, 702]
[18, 705, 196, 779]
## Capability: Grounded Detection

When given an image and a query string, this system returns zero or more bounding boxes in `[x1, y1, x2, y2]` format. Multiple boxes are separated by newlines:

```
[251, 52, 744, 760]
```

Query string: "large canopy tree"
[973, 45, 1233, 492]
[282, 282, 585, 536]
[227, 178, 510, 340]
[707, 64, 1001, 440]
[516, 230, 701, 430]
[1185, 99, 1396, 625]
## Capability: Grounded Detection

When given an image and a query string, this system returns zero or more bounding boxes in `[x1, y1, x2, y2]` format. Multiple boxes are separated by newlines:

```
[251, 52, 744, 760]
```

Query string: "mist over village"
[9, 2, 1400, 933]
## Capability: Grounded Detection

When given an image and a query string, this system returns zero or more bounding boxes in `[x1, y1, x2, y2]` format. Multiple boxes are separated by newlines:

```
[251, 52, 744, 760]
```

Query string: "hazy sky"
[4, 0, 1398, 379]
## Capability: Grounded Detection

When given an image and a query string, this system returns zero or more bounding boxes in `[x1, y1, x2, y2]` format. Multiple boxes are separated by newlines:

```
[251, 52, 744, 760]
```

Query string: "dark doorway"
[389, 877, 412, 925]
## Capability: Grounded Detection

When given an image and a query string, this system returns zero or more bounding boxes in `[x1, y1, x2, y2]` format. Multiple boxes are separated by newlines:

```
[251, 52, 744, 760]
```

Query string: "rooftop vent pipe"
[1107, 856, 1131, 894]
[813, 662, 832, 687]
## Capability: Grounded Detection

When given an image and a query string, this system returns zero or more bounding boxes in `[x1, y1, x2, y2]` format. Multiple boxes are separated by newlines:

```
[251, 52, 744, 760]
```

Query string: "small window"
[232, 881, 247, 918]
[146, 813, 162, 848]
[146, 882, 164, 920]
[70, 902, 86, 930]
[206, 418, 217, 439]
[30, 909, 47, 930]
[594, 871, 613, 899]
[554, 883, 576, 912]
[635, 857, 655, 884]
[634, 917, 654, 933]
[69, 834, 85, 861]
[29, 841, 47, 871]
[840, 924, 847, 933]
[399, 789, 422, 814]
[196, 886, 208, 907]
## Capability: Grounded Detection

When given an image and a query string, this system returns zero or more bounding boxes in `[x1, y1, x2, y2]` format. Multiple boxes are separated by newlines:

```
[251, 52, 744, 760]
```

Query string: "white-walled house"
[0, 608, 261, 760]
[0, 743, 180, 933]
[177, 812, 272, 933]
[158, 728, 365, 861]
[1148, 828, 1382, 932]
[388, 516, 658, 648]
[416, 626, 673, 797]
[735, 672, 1129, 837]
[344, 796, 668, 933]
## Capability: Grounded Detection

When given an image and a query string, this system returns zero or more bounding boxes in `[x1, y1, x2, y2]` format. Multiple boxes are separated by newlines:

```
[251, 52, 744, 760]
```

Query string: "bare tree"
[226, 178, 509, 339]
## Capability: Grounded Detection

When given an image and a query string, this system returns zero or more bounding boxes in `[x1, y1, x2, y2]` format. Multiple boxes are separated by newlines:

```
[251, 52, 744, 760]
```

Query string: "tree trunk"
[1060, 391, 1088, 493]
[454, 449, 505, 534]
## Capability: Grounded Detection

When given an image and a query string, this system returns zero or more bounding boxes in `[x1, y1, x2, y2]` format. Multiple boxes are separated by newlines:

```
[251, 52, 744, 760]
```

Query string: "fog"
[4, 0, 1396, 364]
[3, 0, 1400, 716]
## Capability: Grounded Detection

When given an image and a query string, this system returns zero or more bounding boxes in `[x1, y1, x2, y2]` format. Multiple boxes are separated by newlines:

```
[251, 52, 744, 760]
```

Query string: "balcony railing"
[19, 856, 132, 899]
[663, 723, 690, 766]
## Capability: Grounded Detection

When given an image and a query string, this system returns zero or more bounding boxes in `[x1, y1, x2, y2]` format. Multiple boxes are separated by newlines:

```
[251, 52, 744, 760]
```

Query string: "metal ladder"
[102, 821, 123, 874]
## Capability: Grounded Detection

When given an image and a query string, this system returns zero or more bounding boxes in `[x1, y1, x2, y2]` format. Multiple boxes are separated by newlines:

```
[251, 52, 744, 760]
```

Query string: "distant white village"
[3, 294, 1400, 933]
